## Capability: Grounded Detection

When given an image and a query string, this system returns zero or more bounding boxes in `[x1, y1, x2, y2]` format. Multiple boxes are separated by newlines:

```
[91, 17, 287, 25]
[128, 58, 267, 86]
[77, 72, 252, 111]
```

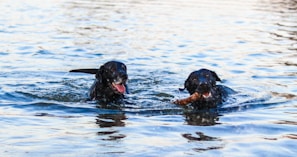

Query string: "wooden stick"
[173, 92, 201, 106]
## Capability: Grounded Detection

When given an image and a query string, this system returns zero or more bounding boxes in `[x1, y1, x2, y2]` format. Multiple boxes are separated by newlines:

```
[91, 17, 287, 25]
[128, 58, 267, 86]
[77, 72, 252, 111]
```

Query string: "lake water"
[0, 0, 296, 156]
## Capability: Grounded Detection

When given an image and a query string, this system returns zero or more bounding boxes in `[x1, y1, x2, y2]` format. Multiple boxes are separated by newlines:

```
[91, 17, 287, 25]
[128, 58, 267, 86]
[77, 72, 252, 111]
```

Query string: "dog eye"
[110, 67, 116, 72]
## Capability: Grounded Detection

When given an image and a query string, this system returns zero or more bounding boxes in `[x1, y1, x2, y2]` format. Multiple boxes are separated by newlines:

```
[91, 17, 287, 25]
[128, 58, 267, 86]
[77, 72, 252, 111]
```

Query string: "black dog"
[70, 61, 128, 102]
[180, 69, 233, 109]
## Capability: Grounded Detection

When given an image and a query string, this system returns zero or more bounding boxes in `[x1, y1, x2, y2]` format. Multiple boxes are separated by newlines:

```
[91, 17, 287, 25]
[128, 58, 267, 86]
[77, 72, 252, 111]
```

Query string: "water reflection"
[183, 110, 220, 126]
[95, 101, 127, 140]
[182, 132, 220, 141]
[282, 134, 297, 140]
[182, 132, 223, 152]
[96, 113, 126, 128]
[96, 112, 127, 141]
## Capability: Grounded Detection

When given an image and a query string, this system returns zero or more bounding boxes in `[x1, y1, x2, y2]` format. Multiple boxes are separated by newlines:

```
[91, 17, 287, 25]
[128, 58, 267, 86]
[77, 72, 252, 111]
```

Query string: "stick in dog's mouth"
[173, 92, 201, 106]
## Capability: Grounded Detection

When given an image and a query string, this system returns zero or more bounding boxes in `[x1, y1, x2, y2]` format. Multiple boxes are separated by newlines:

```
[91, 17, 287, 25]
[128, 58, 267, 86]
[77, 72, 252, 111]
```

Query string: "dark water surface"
[0, 0, 296, 156]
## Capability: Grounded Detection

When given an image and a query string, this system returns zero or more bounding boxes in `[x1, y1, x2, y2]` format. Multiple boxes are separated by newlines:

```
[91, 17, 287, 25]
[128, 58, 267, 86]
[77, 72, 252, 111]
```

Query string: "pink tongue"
[114, 84, 126, 94]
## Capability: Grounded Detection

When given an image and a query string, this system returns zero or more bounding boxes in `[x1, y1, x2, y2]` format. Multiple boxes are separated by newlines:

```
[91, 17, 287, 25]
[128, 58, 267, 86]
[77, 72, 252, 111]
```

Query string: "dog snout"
[196, 82, 211, 93]
[119, 72, 128, 80]
[199, 82, 208, 87]
[198, 79, 210, 87]
[113, 71, 127, 84]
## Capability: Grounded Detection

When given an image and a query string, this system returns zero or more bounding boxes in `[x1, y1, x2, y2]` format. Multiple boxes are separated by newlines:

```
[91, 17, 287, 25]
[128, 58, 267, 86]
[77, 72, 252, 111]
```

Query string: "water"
[0, 0, 296, 156]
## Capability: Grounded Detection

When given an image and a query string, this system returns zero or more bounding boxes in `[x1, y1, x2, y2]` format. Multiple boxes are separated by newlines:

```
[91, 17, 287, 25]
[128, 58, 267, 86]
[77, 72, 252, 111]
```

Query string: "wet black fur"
[70, 61, 128, 102]
[181, 69, 233, 109]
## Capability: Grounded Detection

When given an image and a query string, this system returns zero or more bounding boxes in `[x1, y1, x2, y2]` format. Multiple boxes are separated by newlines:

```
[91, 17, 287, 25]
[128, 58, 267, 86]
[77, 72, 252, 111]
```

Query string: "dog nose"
[199, 81, 208, 87]
[196, 81, 210, 93]
[199, 82, 209, 89]
[120, 72, 128, 80]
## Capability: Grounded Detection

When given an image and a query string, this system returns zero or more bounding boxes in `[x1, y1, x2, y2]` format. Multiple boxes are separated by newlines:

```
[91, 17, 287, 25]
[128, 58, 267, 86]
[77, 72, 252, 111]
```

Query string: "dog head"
[96, 61, 128, 95]
[184, 69, 221, 99]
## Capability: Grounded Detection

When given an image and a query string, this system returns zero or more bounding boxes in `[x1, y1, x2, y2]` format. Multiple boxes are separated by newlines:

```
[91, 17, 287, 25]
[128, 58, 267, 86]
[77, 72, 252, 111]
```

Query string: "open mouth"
[202, 92, 212, 98]
[112, 82, 126, 94]
[196, 84, 212, 99]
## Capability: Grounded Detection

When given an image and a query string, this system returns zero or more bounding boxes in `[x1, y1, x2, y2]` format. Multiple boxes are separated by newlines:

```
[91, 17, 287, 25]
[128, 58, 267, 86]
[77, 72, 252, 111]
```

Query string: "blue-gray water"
[0, 0, 296, 156]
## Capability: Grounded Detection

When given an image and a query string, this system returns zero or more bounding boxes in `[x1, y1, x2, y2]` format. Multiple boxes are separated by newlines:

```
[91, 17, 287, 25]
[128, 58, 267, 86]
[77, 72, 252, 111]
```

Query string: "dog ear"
[178, 87, 186, 91]
[125, 84, 129, 94]
[184, 78, 190, 90]
[95, 65, 105, 83]
[177, 78, 188, 91]
[211, 71, 221, 82]
[183, 75, 192, 92]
